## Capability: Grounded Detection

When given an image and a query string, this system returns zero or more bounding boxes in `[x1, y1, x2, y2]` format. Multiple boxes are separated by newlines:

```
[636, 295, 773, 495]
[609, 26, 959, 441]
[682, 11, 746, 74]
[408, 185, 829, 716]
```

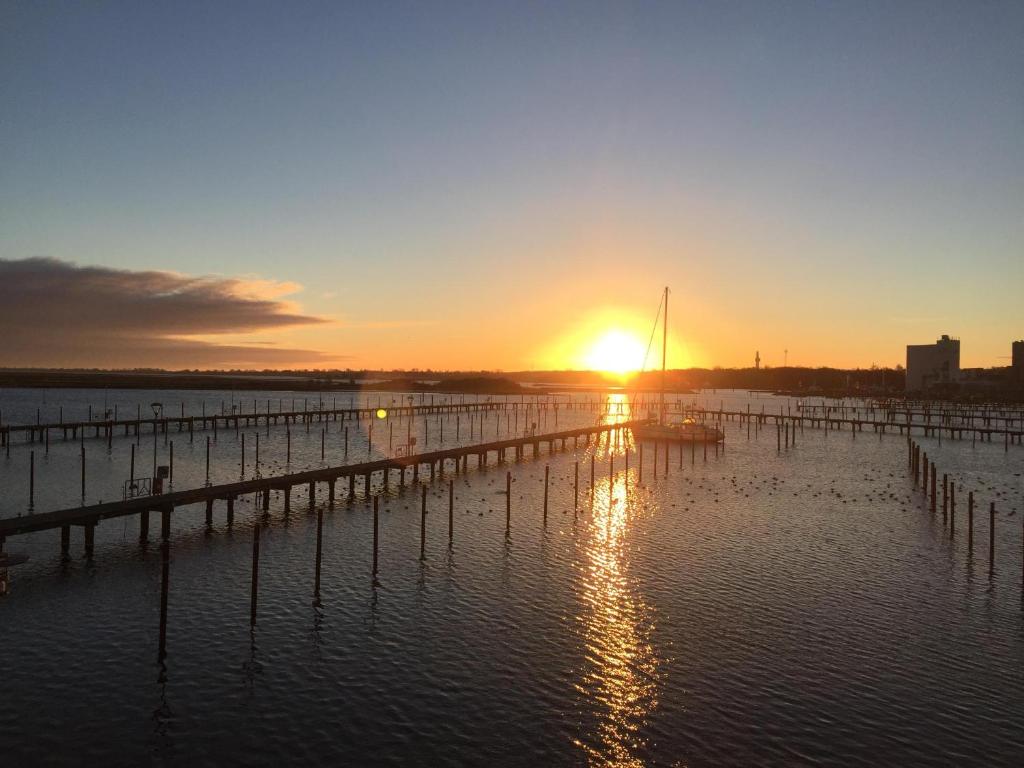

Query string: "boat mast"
[660, 286, 668, 425]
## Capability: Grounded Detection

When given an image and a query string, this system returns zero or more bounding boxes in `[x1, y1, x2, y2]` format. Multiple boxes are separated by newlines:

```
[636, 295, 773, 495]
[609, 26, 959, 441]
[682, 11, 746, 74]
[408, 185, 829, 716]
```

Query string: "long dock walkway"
[0, 400, 523, 446]
[0, 419, 643, 556]
[684, 406, 1024, 444]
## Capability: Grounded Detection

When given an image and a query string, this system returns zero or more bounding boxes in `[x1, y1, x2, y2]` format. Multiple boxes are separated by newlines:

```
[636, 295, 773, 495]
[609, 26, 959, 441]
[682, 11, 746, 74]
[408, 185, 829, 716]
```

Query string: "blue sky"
[1, 1, 1021, 368]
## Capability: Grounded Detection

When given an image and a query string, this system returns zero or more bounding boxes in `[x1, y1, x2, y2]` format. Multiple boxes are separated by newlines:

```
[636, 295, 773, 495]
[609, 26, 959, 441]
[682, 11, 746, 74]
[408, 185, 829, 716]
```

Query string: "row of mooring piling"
[907, 437, 1018, 584]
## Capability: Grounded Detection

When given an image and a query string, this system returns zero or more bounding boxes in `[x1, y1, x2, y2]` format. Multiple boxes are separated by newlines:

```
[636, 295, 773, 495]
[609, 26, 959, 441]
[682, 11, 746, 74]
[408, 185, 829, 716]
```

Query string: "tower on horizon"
[755, 350, 761, 370]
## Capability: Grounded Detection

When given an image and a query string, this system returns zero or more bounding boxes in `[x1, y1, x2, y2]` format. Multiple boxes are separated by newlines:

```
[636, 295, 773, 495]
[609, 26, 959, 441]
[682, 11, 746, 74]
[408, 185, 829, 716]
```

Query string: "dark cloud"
[0, 257, 336, 368]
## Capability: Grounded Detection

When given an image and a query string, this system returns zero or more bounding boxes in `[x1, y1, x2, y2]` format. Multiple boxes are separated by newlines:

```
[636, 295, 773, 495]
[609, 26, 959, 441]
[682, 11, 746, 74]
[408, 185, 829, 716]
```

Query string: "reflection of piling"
[250, 523, 261, 626]
[448, 480, 454, 544]
[29, 450, 34, 509]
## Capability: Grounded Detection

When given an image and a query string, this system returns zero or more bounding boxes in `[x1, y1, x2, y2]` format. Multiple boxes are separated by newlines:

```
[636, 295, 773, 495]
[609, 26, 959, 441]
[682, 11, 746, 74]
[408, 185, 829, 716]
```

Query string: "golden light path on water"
[573, 394, 661, 766]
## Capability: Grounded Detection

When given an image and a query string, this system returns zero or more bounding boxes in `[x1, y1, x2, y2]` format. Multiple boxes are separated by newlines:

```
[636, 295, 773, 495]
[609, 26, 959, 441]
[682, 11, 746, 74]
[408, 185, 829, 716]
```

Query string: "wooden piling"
[942, 474, 948, 522]
[989, 502, 995, 578]
[84, 520, 95, 558]
[314, 507, 323, 596]
[250, 523, 261, 626]
[573, 461, 579, 517]
[949, 482, 955, 535]
[420, 485, 428, 560]
[543, 464, 549, 525]
[968, 491, 974, 551]
[372, 496, 379, 577]
[158, 533, 170, 662]
[506, 471, 511, 534]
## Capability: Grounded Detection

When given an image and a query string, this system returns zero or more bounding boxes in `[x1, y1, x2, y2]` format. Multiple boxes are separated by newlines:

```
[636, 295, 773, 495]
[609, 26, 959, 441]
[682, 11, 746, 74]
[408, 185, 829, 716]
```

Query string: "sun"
[584, 329, 647, 375]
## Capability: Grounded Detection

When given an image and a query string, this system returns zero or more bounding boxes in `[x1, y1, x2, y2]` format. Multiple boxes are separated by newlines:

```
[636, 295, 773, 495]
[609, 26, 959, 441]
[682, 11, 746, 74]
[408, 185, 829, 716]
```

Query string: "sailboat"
[631, 287, 725, 444]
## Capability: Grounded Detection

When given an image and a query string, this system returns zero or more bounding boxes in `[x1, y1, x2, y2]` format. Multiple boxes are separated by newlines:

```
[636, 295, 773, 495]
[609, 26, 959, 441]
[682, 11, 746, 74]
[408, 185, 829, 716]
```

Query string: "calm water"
[1, 388, 1023, 766]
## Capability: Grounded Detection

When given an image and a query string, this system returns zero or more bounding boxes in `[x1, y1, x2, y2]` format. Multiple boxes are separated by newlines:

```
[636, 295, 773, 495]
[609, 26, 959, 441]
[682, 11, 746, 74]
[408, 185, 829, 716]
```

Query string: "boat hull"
[631, 422, 725, 443]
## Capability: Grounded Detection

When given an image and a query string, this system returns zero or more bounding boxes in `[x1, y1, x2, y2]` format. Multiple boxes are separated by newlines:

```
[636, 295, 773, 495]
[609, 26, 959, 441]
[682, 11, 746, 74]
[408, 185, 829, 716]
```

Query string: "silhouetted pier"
[0, 419, 642, 556]
[682, 406, 1024, 445]
[0, 400, 514, 446]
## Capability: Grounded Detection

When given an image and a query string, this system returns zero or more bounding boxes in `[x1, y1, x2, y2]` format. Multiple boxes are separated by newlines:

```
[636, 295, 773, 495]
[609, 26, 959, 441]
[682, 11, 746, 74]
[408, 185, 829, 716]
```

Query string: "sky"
[1, 1, 1021, 370]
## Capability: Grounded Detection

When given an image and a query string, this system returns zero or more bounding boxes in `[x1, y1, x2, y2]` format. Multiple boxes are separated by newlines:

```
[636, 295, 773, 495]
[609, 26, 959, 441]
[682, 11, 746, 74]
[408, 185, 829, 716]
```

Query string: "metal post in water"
[420, 485, 428, 560]
[250, 523, 261, 626]
[989, 502, 996, 578]
[573, 461, 579, 517]
[372, 496, 379, 577]
[543, 464, 549, 524]
[968, 491, 974, 551]
[506, 471, 511, 535]
[314, 508, 323, 597]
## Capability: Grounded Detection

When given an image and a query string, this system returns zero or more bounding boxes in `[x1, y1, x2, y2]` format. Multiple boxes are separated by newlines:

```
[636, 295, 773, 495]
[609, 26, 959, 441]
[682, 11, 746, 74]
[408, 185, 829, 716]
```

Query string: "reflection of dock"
[0, 420, 644, 557]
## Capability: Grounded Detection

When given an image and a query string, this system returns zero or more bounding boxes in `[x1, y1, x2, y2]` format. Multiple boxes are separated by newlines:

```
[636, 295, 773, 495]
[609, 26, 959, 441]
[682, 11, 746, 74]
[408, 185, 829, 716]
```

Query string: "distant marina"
[1, 385, 1022, 765]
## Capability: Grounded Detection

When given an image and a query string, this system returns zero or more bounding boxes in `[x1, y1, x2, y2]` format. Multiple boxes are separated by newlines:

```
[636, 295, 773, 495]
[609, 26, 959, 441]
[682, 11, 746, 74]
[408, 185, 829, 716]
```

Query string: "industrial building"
[906, 335, 960, 392]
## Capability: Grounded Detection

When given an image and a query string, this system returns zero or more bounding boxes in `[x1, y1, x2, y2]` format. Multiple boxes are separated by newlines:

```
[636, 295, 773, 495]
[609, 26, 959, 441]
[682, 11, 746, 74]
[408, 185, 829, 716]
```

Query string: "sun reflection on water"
[573, 395, 660, 766]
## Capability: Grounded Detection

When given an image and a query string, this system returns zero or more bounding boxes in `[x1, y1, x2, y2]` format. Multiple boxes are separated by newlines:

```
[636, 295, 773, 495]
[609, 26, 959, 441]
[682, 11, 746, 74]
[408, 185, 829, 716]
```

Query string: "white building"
[906, 335, 960, 392]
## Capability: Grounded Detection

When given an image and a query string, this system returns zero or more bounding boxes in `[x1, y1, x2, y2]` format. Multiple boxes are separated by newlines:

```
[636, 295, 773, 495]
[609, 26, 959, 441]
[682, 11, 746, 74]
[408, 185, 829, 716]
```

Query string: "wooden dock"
[682, 406, 1024, 444]
[0, 400, 518, 446]
[0, 419, 643, 556]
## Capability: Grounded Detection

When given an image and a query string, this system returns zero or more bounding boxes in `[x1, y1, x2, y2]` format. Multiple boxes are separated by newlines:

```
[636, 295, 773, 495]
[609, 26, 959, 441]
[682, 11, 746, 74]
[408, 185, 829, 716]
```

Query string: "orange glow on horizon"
[537, 307, 698, 373]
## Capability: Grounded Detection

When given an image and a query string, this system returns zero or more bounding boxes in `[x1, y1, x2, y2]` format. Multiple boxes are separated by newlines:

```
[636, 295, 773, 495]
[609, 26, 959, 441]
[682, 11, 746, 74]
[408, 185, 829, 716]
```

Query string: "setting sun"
[584, 329, 647, 374]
